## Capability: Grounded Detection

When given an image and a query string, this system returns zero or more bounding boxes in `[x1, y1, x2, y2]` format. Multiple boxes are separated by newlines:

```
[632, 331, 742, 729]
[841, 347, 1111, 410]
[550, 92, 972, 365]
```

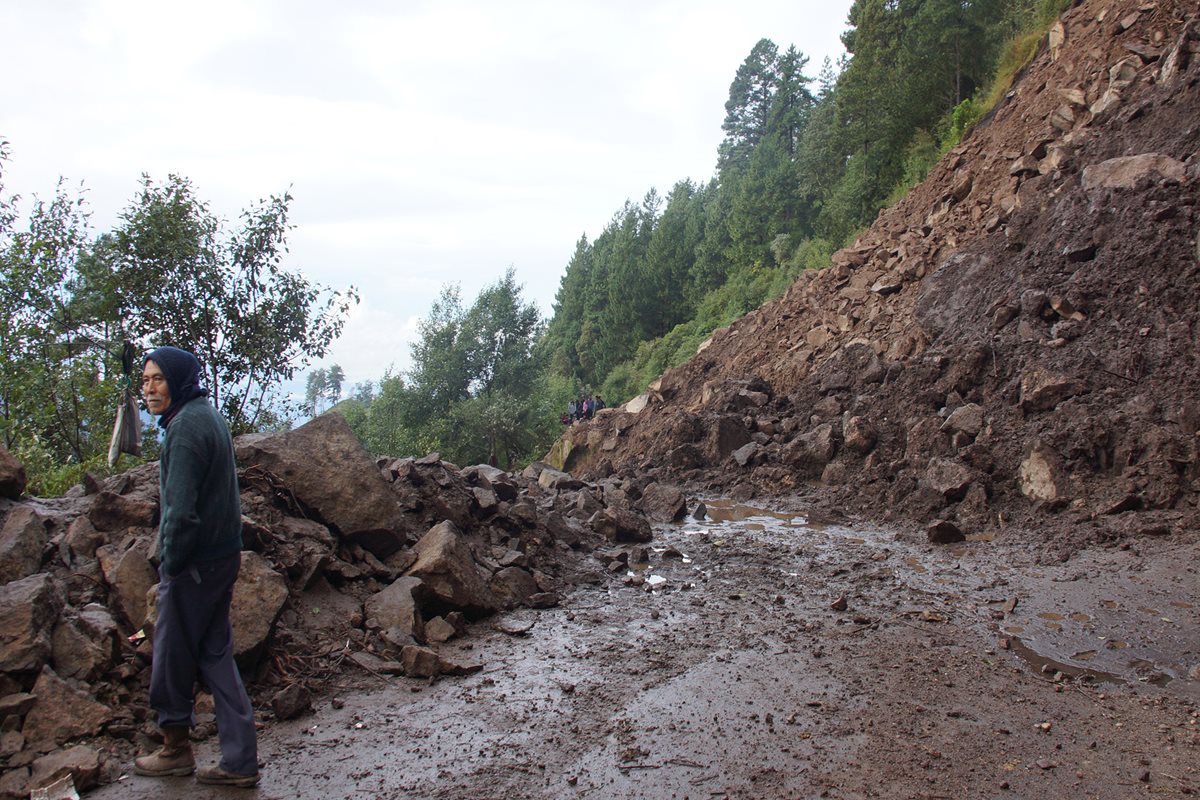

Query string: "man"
[132, 346, 259, 788]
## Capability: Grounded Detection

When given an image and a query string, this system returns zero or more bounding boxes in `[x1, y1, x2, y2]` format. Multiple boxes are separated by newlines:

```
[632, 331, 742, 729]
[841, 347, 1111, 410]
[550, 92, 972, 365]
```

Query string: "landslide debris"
[554, 0, 1200, 552]
[0, 413, 661, 798]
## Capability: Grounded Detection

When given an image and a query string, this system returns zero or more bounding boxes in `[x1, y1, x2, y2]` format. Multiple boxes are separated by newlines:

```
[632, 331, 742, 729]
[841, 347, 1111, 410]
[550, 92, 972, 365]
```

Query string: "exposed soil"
[87, 497, 1199, 799]
[555, 0, 1200, 555]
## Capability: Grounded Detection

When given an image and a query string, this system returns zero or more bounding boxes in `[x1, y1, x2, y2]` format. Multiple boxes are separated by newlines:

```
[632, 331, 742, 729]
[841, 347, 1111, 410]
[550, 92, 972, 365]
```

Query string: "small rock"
[830, 596, 848, 612]
[271, 683, 312, 721]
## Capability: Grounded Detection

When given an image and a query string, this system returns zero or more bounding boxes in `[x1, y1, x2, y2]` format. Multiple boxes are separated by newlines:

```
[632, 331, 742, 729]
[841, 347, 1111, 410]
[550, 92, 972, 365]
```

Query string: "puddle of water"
[1137, 606, 1161, 616]
[1007, 636, 1125, 685]
[1072, 650, 1097, 661]
[701, 500, 807, 525]
[1170, 601, 1194, 609]
[905, 557, 927, 574]
[1003, 626, 1026, 634]
[1069, 612, 1091, 623]
[966, 531, 995, 542]
[1102, 600, 1119, 610]
[1038, 612, 1065, 621]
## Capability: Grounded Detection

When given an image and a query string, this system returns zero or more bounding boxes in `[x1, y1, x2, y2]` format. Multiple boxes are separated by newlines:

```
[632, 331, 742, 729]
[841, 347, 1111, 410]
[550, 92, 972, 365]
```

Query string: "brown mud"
[88, 497, 1199, 799]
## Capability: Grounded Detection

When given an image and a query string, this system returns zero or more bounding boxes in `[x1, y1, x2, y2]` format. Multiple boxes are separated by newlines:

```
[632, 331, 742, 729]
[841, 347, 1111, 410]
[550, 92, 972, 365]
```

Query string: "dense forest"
[0, 0, 1068, 492]
[342, 0, 1067, 466]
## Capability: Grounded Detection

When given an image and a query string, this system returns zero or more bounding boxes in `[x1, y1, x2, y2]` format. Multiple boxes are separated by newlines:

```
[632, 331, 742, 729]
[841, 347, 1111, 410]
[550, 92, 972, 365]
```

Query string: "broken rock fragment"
[639, 483, 687, 522]
[21, 666, 112, 750]
[0, 506, 51, 584]
[364, 576, 424, 647]
[405, 521, 499, 615]
[0, 573, 65, 673]
[588, 507, 653, 544]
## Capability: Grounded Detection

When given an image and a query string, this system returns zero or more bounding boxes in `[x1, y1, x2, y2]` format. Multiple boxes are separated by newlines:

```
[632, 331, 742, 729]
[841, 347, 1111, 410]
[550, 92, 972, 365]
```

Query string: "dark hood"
[144, 346, 210, 427]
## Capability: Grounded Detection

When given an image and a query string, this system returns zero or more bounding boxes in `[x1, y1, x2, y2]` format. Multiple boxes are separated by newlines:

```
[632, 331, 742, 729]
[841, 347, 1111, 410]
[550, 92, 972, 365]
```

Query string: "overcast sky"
[2, 0, 852, 392]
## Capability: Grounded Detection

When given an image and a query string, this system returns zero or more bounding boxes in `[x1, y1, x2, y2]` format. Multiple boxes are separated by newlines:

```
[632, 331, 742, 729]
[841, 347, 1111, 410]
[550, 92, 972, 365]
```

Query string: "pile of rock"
[0, 413, 656, 797]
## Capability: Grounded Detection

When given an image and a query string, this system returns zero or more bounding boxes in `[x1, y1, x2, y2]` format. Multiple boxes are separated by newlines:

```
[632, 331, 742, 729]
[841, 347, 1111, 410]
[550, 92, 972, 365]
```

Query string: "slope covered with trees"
[542, 0, 1061, 406]
[339, 0, 1064, 469]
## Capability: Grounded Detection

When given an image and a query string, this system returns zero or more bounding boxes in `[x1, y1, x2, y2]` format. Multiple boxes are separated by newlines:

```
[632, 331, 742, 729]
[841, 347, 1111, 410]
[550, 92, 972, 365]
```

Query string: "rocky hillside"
[552, 0, 1200, 550]
[0, 414, 661, 797]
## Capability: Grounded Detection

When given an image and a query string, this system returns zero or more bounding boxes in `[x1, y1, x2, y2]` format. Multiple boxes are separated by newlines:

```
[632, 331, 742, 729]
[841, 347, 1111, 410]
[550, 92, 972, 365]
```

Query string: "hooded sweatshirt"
[145, 347, 242, 576]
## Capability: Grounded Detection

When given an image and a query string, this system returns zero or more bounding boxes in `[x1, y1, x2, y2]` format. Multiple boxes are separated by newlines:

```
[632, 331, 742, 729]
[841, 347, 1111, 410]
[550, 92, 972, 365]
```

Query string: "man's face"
[141, 361, 171, 416]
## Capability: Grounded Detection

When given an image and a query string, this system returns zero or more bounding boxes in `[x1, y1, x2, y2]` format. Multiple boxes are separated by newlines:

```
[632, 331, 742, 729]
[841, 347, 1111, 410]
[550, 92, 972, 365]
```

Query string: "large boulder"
[21, 666, 112, 750]
[29, 745, 101, 793]
[50, 604, 119, 682]
[922, 458, 977, 501]
[0, 446, 26, 499]
[97, 542, 158, 630]
[705, 416, 752, 465]
[785, 423, 840, 476]
[639, 483, 687, 522]
[0, 506, 51, 583]
[230, 552, 289, 665]
[87, 489, 157, 532]
[235, 414, 413, 558]
[404, 521, 498, 616]
[0, 573, 65, 673]
[589, 507, 653, 544]
[537, 466, 585, 492]
[489, 566, 539, 609]
[1082, 153, 1186, 190]
[1018, 440, 1069, 503]
[1020, 369, 1085, 413]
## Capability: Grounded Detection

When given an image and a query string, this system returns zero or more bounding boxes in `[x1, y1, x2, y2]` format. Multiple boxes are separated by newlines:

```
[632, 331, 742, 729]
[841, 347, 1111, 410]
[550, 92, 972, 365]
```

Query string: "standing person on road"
[133, 346, 260, 788]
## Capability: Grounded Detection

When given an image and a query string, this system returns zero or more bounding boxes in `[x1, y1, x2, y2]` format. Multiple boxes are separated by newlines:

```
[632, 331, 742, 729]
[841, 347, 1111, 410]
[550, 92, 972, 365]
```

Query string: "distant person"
[567, 399, 577, 420]
[594, 395, 605, 413]
[133, 346, 259, 788]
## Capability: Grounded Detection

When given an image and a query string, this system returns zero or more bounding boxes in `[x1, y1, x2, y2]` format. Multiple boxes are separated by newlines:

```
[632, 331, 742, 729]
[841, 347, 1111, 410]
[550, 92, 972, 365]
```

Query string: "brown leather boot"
[133, 725, 195, 777]
[196, 764, 261, 787]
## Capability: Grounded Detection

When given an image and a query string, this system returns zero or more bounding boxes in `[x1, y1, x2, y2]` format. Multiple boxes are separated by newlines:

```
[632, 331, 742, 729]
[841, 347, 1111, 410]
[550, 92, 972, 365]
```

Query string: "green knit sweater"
[157, 397, 242, 576]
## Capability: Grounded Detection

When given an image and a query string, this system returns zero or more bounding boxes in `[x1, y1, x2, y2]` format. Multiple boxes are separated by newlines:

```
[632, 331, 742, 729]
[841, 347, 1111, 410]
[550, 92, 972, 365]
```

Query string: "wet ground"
[92, 498, 1200, 799]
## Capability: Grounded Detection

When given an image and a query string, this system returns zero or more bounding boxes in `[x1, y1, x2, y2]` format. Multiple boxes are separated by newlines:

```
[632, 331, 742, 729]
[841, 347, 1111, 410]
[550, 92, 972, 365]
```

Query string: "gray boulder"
[235, 414, 413, 558]
[639, 483, 687, 522]
[365, 576, 424, 648]
[405, 521, 499, 616]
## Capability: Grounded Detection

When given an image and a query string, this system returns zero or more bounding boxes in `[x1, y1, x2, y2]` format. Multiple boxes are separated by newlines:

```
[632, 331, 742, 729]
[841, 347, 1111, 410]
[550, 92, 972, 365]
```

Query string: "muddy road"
[93, 499, 1199, 799]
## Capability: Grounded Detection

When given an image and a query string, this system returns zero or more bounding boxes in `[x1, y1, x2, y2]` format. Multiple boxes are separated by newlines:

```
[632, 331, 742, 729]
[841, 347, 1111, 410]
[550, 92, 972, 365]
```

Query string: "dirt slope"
[555, 0, 1200, 551]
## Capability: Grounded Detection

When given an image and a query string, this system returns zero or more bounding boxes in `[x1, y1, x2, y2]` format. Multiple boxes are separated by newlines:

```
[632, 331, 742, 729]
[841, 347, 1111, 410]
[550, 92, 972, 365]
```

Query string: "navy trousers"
[149, 552, 258, 775]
